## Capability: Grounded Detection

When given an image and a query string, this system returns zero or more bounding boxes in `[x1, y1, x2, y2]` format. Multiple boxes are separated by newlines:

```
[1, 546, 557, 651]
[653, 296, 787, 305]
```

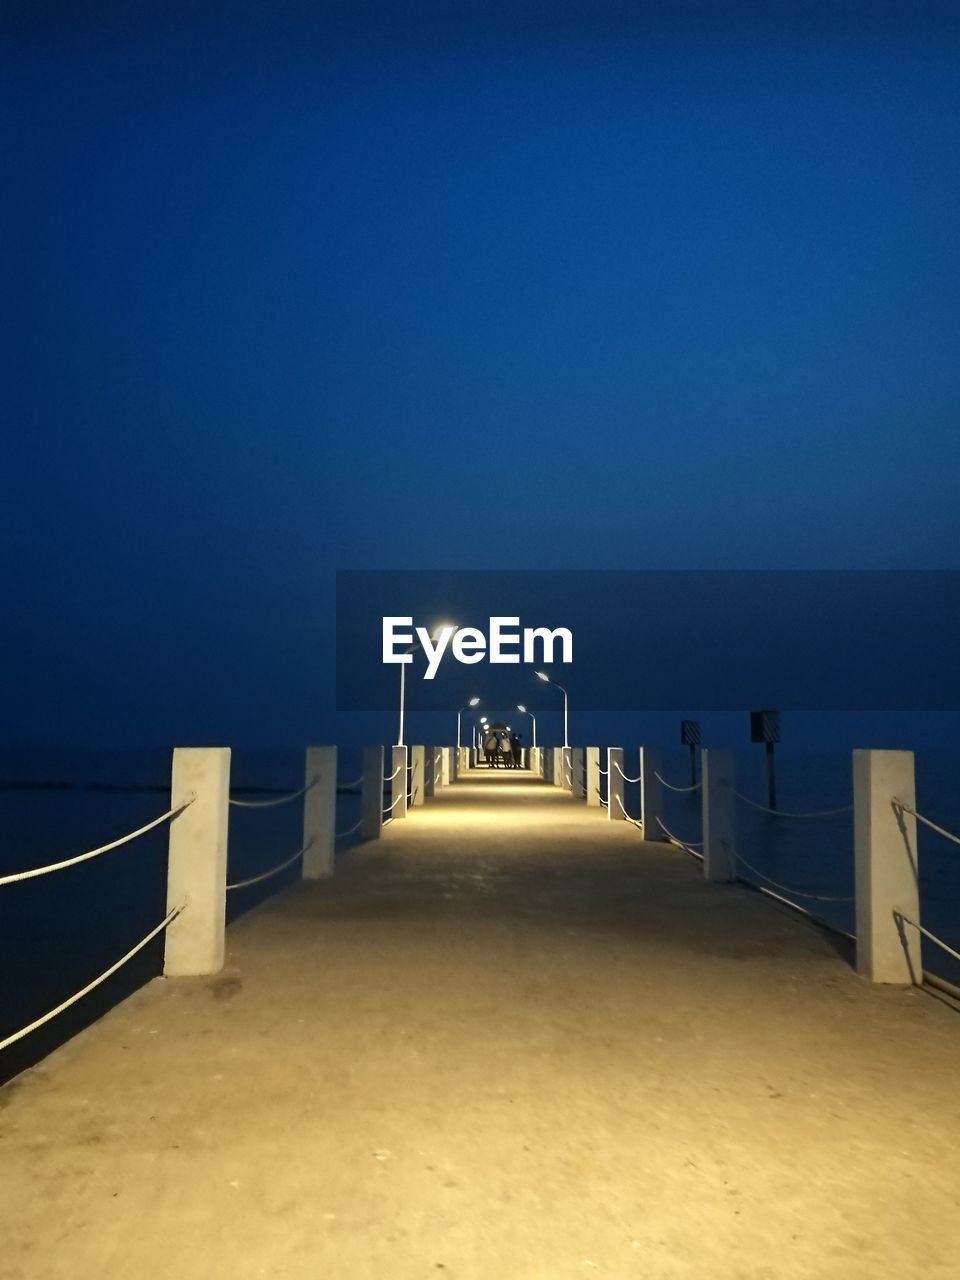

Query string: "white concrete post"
[164, 747, 230, 977]
[410, 745, 425, 806]
[390, 745, 408, 820]
[543, 749, 553, 783]
[302, 745, 336, 879]
[569, 747, 585, 799]
[639, 746, 667, 841]
[854, 749, 920, 984]
[702, 749, 736, 881]
[441, 747, 451, 785]
[607, 747, 625, 821]
[585, 747, 600, 807]
[360, 745, 384, 840]
[553, 747, 565, 788]
[424, 746, 438, 798]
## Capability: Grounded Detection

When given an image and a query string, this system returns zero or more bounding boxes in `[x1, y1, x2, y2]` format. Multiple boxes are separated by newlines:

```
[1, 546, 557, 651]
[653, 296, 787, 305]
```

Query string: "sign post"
[750, 709, 781, 811]
[680, 720, 701, 788]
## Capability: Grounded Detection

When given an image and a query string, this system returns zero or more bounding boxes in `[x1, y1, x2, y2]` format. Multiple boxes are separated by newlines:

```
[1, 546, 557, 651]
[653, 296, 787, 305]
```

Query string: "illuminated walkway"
[2, 767, 959, 1279]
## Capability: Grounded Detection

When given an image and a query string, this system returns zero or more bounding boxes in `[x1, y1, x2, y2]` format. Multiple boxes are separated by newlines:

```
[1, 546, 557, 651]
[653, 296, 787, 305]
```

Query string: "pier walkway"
[2, 767, 958, 1279]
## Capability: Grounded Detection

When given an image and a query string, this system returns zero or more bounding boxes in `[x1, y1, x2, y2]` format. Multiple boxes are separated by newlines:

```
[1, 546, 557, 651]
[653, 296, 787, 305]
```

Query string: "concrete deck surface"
[1, 768, 958, 1280]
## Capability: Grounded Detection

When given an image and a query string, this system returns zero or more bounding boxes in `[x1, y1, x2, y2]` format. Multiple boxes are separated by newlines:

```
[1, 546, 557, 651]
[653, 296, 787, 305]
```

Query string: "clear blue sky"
[4, 2, 960, 746]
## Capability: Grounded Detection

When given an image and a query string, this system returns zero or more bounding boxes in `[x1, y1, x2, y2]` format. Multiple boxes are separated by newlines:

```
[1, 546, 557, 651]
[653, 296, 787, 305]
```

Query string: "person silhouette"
[510, 731, 522, 769]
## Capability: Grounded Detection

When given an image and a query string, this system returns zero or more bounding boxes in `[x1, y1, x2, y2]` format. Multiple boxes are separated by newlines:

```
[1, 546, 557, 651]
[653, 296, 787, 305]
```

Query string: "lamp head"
[468, 696, 480, 706]
[535, 671, 550, 683]
[517, 704, 526, 713]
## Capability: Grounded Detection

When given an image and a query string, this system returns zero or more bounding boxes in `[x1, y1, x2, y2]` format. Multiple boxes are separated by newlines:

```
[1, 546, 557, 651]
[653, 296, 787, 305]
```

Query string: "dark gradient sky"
[4, 3, 960, 748]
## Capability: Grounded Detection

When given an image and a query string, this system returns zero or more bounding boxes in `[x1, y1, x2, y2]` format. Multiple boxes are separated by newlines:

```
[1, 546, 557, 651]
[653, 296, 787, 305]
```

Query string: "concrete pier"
[3, 766, 959, 1279]
[302, 745, 336, 878]
[702, 748, 736, 882]
[854, 749, 920, 983]
[163, 746, 230, 976]
[360, 745, 384, 840]
[410, 745, 425, 807]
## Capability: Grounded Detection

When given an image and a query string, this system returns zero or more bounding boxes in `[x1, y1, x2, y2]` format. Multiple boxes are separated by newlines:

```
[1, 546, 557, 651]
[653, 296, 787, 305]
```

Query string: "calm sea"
[1, 745, 957, 1085]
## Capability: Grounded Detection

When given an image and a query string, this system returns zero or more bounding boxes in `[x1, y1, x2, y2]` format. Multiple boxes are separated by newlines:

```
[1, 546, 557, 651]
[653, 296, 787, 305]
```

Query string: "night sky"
[4, 2, 960, 749]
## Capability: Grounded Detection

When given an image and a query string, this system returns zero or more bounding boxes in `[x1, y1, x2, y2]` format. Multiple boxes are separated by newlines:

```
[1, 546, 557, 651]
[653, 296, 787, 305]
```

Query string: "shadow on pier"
[2, 766, 959, 1279]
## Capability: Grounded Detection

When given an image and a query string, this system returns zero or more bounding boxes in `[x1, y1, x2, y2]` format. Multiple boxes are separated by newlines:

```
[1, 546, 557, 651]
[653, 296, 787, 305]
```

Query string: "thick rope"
[735, 851, 854, 902]
[893, 799, 960, 848]
[0, 800, 193, 887]
[613, 761, 641, 783]
[728, 785, 852, 819]
[226, 840, 313, 891]
[384, 763, 403, 783]
[339, 773, 363, 790]
[383, 792, 404, 814]
[752, 884, 856, 942]
[0, 903, 185, 1052]
[654, 815, 704, 857]
[335, 816, 364, 839]
[229, 777, 318, 809]
[654, 771, 700, 793]
[597, 766, 609, 776]
[614, 794, 644, 830]
[895, 913, 960, 965]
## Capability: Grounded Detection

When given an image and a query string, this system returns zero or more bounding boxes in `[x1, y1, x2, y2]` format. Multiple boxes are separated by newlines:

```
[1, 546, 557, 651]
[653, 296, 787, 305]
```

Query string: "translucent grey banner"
[335, 570, 960, 713]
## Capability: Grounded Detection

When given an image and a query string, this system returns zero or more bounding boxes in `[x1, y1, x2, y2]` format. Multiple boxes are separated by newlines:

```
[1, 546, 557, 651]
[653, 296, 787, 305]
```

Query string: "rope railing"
[751, 884, 856, 943]
[614, 794, 644, 830]
[727, 785, 852, 819]
[895, 912, 960, 966]
[597, 766, 608, 776]
[734, 851, 854, 902]
[0, 902, 185, 1052]
[383, 792, 404, 815]
[613, 761, 641, 782]
[339, 773, 363, 791]
[226, 840, 313, 891]
[0, 799, 194, 887]
[654, 816, 704, 859]
[384, 763, 403, 783]
[229, 777, 319, 809]
[335, 816, 364, 839]
[654, 771, 700, 793]
[893, 799, 960, 848]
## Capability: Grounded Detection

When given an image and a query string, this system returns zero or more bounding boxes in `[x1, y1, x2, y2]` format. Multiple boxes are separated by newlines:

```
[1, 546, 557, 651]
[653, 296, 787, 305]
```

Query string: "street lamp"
[397, 622, 455, 747]
[516, 704, 537, 748]
[457, 696, 480, 747]
[535, 671, 569, 748]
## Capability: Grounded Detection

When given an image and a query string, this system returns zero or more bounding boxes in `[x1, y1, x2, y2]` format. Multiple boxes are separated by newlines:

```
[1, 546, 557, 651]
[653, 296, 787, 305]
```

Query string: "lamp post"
[397, 623, 454, 747]
[535, 671, 568, 748]
[457, 696, 480, 747]
[516, 704, 537, 748]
